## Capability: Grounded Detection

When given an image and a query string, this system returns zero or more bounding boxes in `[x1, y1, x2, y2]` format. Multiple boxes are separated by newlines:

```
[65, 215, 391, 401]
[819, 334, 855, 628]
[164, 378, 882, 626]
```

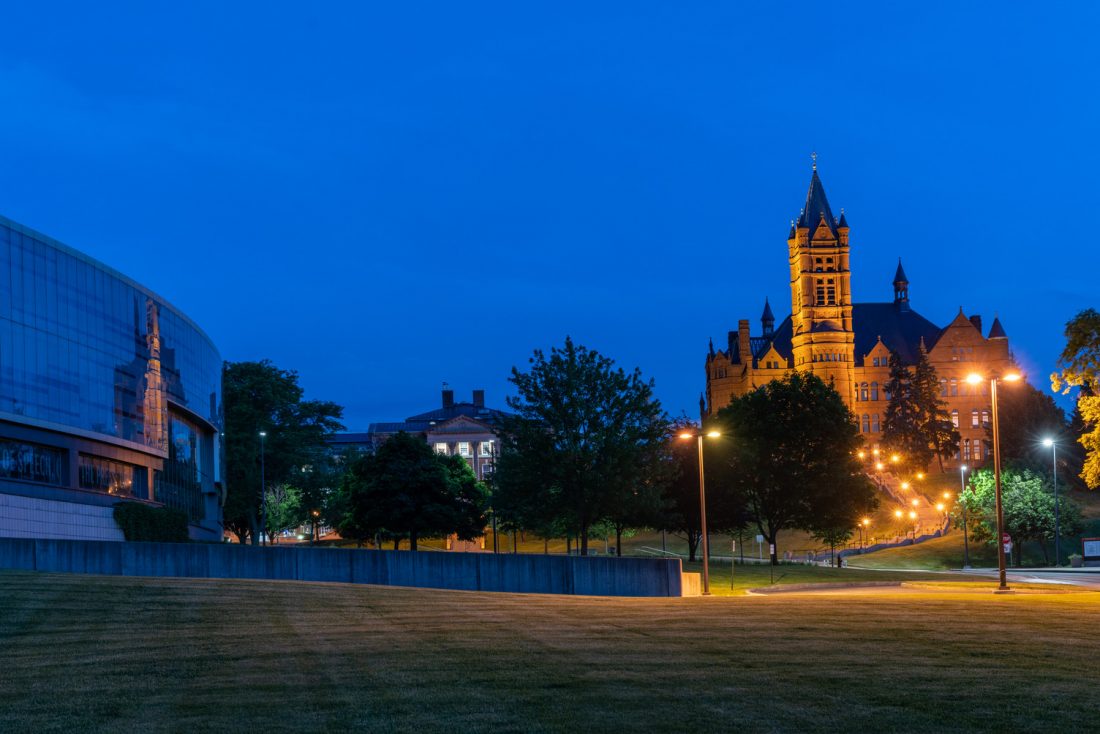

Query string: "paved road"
[954, 568, 1100, 589]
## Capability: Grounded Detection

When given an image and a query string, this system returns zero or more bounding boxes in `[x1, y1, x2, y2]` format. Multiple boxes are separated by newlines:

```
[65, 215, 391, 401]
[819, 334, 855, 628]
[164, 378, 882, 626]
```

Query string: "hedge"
[113, 502, 190, 543]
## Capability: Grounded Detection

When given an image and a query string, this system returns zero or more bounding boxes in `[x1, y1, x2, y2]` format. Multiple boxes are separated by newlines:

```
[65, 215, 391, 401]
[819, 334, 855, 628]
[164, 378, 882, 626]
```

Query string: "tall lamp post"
[259, 430, 267, 547]
[678, 429, 722, 596]
[959, 465, 971, 569]
[858, 518, 869, 553]
[967, 371, 1022, 592]
[1042, 438, 1060, 565]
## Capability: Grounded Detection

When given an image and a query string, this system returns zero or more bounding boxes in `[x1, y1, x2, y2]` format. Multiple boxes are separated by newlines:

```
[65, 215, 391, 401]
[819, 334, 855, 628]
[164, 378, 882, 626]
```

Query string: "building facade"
[0, 213, 223, 541]
[329, 388, 505, 481]
[704, 167, 1011, 468]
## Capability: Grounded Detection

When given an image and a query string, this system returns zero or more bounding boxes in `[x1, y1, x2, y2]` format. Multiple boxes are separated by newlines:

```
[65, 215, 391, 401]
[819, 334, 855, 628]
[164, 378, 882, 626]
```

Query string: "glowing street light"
[678, 429, 724, 594]
[900, 481, 910, 491]
[890, 454, 900, 464]
[908, 510, 917, 520]
[911, 498, 920, 507]
[894, 509, 904, 519]
[1042, 437, 1061, 565]
[936, 503, 946, 513]
[858, 450, 866, 460]
[858, 518, 870, 552]
[967, 370, 1023, 591]
[916, 472, 925, 480]
[875, 462, 885, 471]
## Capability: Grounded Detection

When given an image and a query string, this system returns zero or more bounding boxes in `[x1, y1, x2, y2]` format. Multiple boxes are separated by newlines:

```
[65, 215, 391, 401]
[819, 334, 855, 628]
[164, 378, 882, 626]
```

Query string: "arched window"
[949, 379, 958, 396]
[940, 378, 947, 397]
[872, 414, 881, 432]
[860, 382, 869, 401]
[963, 438, 971, 461]
[862, 414, 870, 433]
[951, 409, 959, 428]
[971, 409, 980, 428]
[870, 382, 879, 401]
[981, 409, 989, 426]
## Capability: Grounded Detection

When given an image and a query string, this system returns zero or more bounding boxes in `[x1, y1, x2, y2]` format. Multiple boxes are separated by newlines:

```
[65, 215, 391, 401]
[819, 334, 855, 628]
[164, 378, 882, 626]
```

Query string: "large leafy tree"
[494, 337, 669, 556]
[223, 360, 344, 543]
[993, 380, 1072, 473]
[715, 372, 878, 564]
[1052, 308, 1100, 489]
[654, 419, 747, 562]
[954, 466, 1084, 565]
[339, 432, 488, 550]
[881, 351, 932, 473]
[912, 349, 959, 471]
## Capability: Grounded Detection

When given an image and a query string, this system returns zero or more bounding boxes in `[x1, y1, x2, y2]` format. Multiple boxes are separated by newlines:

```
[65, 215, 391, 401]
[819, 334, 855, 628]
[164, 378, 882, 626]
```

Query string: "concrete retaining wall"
[0, 538, 684, 597]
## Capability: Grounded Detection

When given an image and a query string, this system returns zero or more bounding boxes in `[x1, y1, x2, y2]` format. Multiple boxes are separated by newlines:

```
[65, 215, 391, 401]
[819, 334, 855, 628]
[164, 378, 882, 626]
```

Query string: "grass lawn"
[3, 571, 1097, 732]
[681, 559, 989, 594]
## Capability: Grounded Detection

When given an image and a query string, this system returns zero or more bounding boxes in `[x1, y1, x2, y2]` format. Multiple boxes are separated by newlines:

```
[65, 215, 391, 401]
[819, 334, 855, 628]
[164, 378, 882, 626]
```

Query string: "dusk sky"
[2, 2, 1097, 429]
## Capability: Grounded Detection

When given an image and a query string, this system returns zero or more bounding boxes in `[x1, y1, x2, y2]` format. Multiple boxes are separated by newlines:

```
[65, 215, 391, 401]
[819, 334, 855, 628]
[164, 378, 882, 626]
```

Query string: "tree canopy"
[223, 360, 344, 543]
[882, 350, 958, 473]
[338, 432, 488, 550]
[953, 466, 1084, 565]
[1052, 308, 1100, 489]
[715, 372, 878, 564]
[493, 337, 669, 555]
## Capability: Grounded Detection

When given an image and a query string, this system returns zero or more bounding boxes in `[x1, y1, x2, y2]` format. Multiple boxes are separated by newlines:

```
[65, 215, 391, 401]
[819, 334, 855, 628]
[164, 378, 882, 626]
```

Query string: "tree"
[494, 337, 669, 555]
[1052, 308, 1100, 489]
[715, 372, 878, 564]
[223, 360, 344, 544]
[953, 466, 1084, 565]
[993, 379, 1072, 472]
[912, 349, 959, 471]
[339, 432, 488, 550]
[264, 484, 302, 541]
[881, 351, 932, 473]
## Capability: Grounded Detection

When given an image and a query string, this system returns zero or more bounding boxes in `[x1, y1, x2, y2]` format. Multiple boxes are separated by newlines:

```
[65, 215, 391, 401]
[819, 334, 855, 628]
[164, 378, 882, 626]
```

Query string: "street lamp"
[678, 429, 723, 595]
[967, 370, 1022, 591]
[311, 509, 320, 546]
[958, 465, 971, 568]
[259, 430, 267, 547]
[1042, 437, 1060, 565]
[858, 518, 870, 552]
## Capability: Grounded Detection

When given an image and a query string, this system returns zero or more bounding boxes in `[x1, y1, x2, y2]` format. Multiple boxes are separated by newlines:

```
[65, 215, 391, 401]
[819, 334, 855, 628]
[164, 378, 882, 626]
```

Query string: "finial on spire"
[811, 151, 818, 170]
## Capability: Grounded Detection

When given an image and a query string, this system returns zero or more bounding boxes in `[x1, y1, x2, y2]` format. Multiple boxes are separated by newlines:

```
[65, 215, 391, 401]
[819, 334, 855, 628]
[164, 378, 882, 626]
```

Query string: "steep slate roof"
[406, 402, 507, 424]
[988, 316, 1007, 339]
[797, 170, 838, 238]
[754, 304, 941, 367]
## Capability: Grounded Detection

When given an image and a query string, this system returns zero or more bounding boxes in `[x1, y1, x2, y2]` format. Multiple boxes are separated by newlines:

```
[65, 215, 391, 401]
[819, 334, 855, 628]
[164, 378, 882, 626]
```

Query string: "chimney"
[969, 315, 982, 333]
[738, 320, 751, 364]
[472, 390, 485, 407]
[442, 389, 455, 409]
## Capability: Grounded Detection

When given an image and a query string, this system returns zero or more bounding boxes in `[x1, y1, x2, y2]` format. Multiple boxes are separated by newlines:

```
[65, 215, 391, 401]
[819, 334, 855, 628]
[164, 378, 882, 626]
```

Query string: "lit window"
[872, 414, 880, 432]
[870, 382, 879, 401]
[478, 440, 494, 457]
[434, 443, 449, 455]
[951, 410, 959, 428]
[981, 410, 989, 426]
[457, 442, 471, 457]
[971, 410, 979, 428]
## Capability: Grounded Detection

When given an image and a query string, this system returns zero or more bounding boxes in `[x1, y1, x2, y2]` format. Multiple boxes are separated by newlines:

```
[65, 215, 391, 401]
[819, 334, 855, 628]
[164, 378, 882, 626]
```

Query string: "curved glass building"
[0, 214, 223, 541]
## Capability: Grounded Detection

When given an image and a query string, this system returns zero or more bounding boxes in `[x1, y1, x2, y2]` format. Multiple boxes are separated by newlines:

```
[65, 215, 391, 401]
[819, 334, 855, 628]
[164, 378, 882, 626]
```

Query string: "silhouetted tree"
[494, 337, 669, 555]
[223, 360, 344, 544]
[715, 372, 878, 564]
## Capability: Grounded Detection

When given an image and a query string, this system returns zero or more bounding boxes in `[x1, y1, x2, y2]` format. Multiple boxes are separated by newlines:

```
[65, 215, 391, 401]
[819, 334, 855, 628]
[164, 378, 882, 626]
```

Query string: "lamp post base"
[993, 588, 1014, 595]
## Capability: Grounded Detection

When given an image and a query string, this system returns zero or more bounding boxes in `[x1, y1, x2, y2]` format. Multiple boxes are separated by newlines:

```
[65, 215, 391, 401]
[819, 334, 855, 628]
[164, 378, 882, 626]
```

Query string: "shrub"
[113, 502, 190, 542]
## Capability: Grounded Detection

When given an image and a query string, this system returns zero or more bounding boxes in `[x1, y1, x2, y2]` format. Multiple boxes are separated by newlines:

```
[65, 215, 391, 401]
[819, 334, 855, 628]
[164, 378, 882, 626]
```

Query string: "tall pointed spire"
[761, 297, 775, 337]
[893, 258, 910, 307]
[797, 166, 837, 239]
[988, 316, 1007, 339]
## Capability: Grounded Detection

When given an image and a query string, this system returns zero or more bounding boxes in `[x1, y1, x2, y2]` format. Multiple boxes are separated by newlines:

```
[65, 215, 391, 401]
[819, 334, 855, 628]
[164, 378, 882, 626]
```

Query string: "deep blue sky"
[2, 3, 1097, 429]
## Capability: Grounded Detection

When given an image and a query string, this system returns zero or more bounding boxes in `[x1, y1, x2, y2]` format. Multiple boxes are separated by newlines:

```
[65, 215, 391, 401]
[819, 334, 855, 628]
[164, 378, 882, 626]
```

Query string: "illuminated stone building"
[703, 166, 1012, 468]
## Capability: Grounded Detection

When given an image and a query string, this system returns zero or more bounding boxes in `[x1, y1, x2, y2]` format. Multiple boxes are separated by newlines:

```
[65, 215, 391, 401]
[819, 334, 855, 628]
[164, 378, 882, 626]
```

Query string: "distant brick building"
[704, 165, 1011, 468]
[328, 388, 505, 481]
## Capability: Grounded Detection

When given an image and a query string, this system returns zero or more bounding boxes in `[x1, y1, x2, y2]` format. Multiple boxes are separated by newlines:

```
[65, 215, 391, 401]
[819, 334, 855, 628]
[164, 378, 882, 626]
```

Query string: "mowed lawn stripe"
[1, 571, 1096, 732]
